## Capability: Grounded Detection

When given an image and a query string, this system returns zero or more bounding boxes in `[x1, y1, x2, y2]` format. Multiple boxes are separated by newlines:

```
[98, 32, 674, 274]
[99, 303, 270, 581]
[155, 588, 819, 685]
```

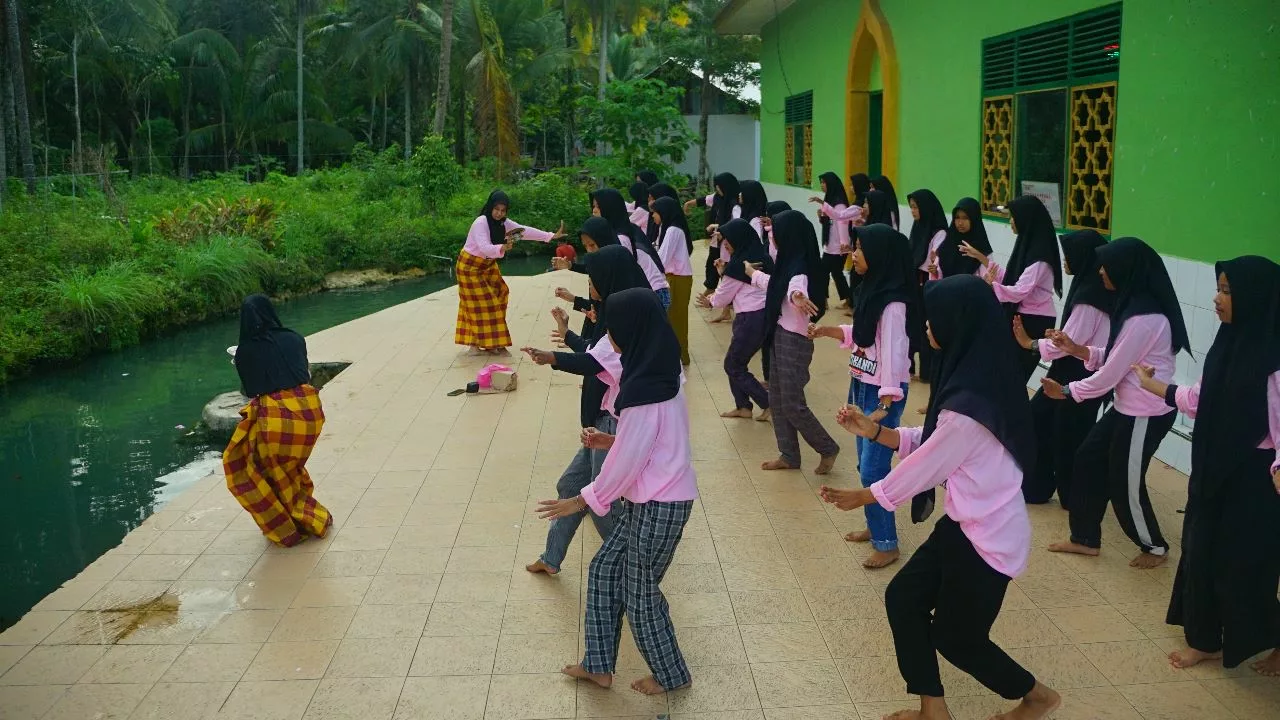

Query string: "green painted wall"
[758, 0, 1280, 262]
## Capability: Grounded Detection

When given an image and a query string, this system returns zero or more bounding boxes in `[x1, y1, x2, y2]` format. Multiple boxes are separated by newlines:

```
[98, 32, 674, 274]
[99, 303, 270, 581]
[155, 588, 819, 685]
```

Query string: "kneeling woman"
[225, 296, 333, 547]
[820, 275, 1060, 720]
[538, 288, 698, 696]
[697, 219, 772, 421]
[455, 190, 565, 353]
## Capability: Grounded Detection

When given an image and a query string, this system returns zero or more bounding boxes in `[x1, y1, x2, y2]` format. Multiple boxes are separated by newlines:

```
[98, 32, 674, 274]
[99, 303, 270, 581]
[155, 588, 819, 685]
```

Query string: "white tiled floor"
[2, 252, 1276, 720]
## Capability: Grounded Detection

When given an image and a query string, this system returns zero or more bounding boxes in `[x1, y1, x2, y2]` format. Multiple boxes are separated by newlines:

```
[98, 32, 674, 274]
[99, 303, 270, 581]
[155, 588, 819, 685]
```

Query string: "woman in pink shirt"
[809, 224, 915, 568]
[697, 219, 772, 421]
[455, 190, 566, 353]
[906, 189, 949, 381]
[739, 180, 769, 244]
[871, 174, 901, 230]
[592, 189, 670, 307]
[932, 197, 993, 281]
[1014, 230, 1112, 508]
[810, 171, 855, 306]
[538, 288, 698, 697]
[651, 196, 694, 365]
[819, 275, 1060, 720]
[1131, 255, 1280, 675]
[687, 172, 741, 300]
[628, 182, 650, 236]
[964, 195, 1062, 382]
[1042, 237, 1189, 569]
[745, 210, 841, 474]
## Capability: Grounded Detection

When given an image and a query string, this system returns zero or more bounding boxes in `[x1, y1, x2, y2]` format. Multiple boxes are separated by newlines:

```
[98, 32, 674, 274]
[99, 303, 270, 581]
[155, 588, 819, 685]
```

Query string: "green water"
[0, 257, 548, 629]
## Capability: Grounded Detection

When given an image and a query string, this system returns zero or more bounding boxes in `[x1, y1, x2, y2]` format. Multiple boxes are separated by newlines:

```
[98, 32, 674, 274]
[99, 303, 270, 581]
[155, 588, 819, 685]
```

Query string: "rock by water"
[202, 391, 249, 436]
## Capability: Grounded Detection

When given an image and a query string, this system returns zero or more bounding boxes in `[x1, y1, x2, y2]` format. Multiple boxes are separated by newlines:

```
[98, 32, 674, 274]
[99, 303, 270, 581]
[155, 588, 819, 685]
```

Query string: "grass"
[0, 143, 593, 383]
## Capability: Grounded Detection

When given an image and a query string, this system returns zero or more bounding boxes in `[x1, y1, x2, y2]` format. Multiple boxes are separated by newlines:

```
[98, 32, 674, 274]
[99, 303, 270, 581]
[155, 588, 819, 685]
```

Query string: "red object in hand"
[555, 243, 577, 262]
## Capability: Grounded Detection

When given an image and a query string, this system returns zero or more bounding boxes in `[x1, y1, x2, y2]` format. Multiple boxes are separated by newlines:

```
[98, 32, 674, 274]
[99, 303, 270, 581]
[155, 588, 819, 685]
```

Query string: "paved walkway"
[2, 253, 1277, 719]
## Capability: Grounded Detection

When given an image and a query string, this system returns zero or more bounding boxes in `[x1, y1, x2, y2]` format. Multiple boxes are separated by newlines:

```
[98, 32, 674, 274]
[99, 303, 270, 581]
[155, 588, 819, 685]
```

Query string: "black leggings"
[886, 516, 1036, 700]
[823, 252, 850, 301]
[1023, 388, 1103, 508]
[703, 250, 720, 292]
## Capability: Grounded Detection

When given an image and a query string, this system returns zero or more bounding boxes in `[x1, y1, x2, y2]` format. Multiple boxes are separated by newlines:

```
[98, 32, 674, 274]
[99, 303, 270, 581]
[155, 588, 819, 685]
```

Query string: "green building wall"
[757, 0, 1280, 262]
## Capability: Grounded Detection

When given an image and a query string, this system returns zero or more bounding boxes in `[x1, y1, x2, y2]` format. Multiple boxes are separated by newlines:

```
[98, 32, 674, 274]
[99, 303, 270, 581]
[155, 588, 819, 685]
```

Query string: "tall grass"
[171, 236, 276, 308]
[45, 261, 164, 341]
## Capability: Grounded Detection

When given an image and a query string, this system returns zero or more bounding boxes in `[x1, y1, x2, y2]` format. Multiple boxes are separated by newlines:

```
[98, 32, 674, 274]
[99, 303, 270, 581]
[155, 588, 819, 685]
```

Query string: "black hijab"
[817, 172, 849, 248]
[1004, 195, 1063, 296]
[579, 216, 622, 250]
[652, 196, 693, 255]
[594, 188, 665, 274]
[646, 183, 680, 244]
[1095, 237, 1190, 354]
[851, 224, 916, 349]
[739, 180, 768, 223]
[915, 275, 1036, 522]
[937, 197, 992, 278]
[906, 189, 949, 268]
[871, 175, 900, 228]
[1190, 256, 1280, 500]
[635, 169, 659, 187]
[481, 190, 510, 245]
[720, 218, 772, 284]
[712, 172, 742, 226]
[585, 245, 650, 339]
[764, 210, 828, 337]
[1058, 230, 1113, 327]
[629, 182, 649, 212]
[607, 287, 683, 412]
[234, 295, 311, 398]
[849, 173, 872, 206]
[863, 190, 895, 226]
[766, 200, 792, 216]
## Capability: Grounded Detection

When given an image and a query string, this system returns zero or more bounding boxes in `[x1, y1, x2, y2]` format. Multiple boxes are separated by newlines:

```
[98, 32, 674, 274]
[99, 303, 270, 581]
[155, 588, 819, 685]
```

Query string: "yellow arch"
[845, 0, 899, 184]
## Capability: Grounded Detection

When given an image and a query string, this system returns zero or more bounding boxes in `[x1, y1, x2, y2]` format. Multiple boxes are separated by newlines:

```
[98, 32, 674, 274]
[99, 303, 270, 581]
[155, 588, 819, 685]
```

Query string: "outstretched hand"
[552, 220, 567, 240]
[521, 347, 555, 366]
[581, 427, 615, 450]
[536, 496, 585, 520]
[1012, 315, 1035, 350]
[1046, 329, 1085, 359]
[818, 485, 873, 511]
[792, 292, 820, 318]
[1040, 377, 1066, 400]
[554, 287, 575, 303]
[835, 404, 878, 437]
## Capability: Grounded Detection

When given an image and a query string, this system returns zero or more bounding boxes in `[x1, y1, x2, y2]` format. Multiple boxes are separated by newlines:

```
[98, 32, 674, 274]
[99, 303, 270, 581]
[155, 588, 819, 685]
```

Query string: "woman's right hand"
[521, 347, 555, 365]
[683, 199, 696, 212]
[554, 287, 574, 303]
[1046, 329, 1086, 359]
[550, 306, 570, 337]
[695, 294, 712, 309]
[959, 241, 989, 268]
[744, 261, 762, 279]
[1012, 315, 1035, 351]
[809, 195, 823, 204]
[835, 404, 878, 437]
[581, 427, 615, 450]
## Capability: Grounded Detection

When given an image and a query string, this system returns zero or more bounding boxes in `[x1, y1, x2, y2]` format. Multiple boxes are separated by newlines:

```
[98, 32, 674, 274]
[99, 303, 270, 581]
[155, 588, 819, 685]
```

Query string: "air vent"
[785, 91, 813, 124]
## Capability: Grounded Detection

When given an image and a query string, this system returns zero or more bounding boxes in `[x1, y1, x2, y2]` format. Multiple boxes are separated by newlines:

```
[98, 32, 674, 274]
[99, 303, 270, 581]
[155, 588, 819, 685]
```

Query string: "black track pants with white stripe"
[1067, 408, 1176, 555]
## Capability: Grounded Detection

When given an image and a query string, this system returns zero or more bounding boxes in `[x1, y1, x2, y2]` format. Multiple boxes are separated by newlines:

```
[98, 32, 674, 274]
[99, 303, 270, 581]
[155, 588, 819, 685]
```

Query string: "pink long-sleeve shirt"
[618, 234, 670, 292]
[580, 390, 700, 515]
[1174, 372, 1280, 474]
[837, 301, 910, 400]
[630, 206, 649, 236]
[1034, 304, 1110, 362]
[587, 339, 624, 418]
[870, 411, 1031, 578]
[462, 216, 554, 259]
[704, 194, 742, 254]
[992, 262, 1057, 318]
[916, 230, 946, 274]
[819, 203, 853, 254]
[709, 276, 766, 313]
[657, 227, 693, 277]
[750, 271, 811, 336]
[1067, 314, 1176, 417]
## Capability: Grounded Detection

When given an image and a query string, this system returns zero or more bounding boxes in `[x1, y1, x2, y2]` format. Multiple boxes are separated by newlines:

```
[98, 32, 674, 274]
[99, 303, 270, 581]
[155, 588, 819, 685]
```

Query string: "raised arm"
[1067, 315, 1166, 402]
[505, 218, 557, 243]
[580, 404, 662, 514]
[820, 202, 864, 223]
[870, 412, 975, 511]
[992, 261, 1052, 304]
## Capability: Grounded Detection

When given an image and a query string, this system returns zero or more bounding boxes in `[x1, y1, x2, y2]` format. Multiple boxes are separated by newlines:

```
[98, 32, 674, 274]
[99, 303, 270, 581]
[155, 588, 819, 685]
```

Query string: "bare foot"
[882, 697, 949, 720]
[845, 529, 871, 543]
[710, 310, 731, 324]
[562, 664, 612, 688]
[755, 408, 772, 422]
[1168, 647, 1221, 669]
[630, 675, 687, 695]
[1047, 541, 1100, 557]
[1130, 552, 1168, 569]
[914, 406, 928, 415]
[762, 458, 799, 471]
[525, 559, 559, 575]
[864, 549, 900, 569]
[720, 408, 753, 419]
[815, 452, 839, 475]
[881, 711, 924, 720]
[1251, 649, 1280, 676]
[987, 682, 1060, 720]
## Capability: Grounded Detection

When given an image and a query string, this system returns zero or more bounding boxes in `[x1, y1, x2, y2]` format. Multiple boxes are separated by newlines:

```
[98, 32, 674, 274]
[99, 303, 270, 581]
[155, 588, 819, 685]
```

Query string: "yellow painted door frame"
[845, 0, 899, 184]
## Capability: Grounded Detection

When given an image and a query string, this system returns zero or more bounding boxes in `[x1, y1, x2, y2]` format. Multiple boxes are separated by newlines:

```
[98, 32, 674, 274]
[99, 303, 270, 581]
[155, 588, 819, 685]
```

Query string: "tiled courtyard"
[2, 253, 1277, 719]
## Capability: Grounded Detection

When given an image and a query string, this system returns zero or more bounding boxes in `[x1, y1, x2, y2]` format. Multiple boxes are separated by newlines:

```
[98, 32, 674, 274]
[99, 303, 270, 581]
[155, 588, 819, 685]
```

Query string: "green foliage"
[170, 236, 275, 307]
[45, 261, 165, 348]
[409, 136, 468, 208]
[153, 196, 283, 249]
[576, 78, 697, 184]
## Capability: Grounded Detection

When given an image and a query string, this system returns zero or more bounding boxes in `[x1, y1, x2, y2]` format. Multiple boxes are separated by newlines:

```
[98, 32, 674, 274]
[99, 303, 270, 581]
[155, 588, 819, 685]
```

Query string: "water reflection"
[0, 257, 548, 629]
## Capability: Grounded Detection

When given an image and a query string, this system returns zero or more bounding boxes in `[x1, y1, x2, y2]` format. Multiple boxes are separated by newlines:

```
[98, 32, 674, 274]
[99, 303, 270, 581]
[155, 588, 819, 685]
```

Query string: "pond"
[0, 256, 549, 629]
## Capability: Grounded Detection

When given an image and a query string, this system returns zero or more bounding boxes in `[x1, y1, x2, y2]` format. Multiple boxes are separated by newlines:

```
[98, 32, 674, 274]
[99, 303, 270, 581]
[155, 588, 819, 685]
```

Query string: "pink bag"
[476, 363, 511, 389]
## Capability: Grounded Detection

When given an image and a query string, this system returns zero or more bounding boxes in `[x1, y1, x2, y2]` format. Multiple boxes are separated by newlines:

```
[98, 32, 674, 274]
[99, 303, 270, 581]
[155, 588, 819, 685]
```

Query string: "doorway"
[867, 91, 883, 178]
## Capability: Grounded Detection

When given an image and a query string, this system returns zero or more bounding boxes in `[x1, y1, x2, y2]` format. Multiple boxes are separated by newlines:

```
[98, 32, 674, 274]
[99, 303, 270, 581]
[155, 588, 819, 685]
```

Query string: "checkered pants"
[582, 498, 693, 689]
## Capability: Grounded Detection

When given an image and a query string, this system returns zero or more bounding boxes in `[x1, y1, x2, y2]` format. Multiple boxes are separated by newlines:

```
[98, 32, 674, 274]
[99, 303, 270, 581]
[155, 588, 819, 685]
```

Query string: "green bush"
[170, 236, 276, 308]
[45, 261, 165, 348]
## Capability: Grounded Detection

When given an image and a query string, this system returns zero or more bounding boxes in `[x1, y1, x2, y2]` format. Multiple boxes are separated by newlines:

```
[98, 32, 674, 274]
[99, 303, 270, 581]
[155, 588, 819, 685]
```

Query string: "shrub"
[170, 236, 276, 308]
[153, 197, 283, 250]
[410, 135, 468, 208]
[45, 261, 164, 347]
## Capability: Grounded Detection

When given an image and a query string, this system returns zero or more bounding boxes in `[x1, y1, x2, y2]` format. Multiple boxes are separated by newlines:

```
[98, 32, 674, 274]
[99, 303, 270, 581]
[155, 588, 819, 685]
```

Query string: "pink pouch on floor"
[476, 363, 511, 390]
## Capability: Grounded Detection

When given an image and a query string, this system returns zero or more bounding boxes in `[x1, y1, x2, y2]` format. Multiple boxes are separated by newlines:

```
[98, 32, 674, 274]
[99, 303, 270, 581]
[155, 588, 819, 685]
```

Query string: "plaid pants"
[770, 329, 839, 465]
[582, 498, 693, 689]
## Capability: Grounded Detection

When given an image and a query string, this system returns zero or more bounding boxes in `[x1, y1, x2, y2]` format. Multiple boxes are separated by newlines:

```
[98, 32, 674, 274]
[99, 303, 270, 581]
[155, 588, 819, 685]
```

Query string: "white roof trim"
[714, 0, 798, 34]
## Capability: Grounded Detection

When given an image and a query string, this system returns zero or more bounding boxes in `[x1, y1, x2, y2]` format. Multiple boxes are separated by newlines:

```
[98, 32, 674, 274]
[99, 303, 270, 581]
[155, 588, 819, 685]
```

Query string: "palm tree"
[294, 0, 325, 174]
[4, 0, 37, 193]
[431, 0, 453, 136]
[170, 27, 239, 176]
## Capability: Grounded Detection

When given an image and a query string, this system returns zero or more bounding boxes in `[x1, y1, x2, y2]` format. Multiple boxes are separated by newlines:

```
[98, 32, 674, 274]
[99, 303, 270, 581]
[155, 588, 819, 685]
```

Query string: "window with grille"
[980, 3, 1121, 231]
[784, 91, 813, 187]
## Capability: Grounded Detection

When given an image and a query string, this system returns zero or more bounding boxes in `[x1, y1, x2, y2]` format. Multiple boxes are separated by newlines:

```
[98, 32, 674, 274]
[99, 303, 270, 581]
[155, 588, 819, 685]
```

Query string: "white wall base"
[760, 180, 1204, 475]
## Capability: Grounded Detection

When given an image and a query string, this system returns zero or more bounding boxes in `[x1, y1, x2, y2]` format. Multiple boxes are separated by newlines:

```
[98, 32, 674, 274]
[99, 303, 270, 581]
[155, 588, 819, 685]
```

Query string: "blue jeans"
[541, 413, 620, 572]
[655, 287, 671, 309]
[850, 378, 908, 552]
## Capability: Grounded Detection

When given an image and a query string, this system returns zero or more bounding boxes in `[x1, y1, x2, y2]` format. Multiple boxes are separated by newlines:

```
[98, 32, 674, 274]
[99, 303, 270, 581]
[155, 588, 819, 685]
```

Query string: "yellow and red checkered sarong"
[223, 384, 331, 547]
[454, 249, 511, 349]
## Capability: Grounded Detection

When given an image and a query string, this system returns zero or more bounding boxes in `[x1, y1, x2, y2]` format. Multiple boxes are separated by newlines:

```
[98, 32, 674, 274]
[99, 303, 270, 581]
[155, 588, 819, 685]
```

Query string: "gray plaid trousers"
[582, 498, 694, 690]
